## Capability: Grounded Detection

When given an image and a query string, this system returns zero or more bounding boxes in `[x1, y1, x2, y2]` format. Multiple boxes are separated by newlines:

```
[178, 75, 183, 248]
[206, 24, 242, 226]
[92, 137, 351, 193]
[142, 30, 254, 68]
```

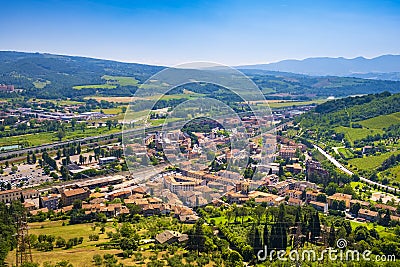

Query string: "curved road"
[314, 144, 396, 193]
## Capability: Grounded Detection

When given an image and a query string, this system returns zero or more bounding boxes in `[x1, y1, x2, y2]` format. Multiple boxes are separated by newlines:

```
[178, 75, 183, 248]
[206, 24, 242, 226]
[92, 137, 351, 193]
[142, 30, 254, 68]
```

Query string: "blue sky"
[1, 0, 399, 66]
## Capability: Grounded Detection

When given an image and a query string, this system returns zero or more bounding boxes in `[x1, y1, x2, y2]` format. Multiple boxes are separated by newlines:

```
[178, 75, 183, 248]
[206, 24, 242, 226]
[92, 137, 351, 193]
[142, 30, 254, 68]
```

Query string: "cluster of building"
[0, 84, 15, 92]
[9, 108, 114, 122]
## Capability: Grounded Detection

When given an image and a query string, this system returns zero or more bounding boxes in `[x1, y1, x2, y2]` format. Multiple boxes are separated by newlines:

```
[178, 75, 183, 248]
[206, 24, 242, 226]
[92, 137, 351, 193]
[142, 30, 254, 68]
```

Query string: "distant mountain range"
[238, 55, 400, 80]
[1, 51, 400, 99]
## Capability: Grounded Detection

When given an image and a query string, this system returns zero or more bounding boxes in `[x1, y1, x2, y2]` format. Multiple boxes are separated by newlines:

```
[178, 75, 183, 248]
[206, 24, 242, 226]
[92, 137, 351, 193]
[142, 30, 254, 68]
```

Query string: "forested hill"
[297, 92, 400, 128]
[1, 51, 400, 99]
[0, 51, 163, 98]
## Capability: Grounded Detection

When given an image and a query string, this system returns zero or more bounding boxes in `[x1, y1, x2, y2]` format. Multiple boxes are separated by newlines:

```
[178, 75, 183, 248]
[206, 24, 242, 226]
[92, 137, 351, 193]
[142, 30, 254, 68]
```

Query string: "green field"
[359, 112, 400, 129]
[73, 84, 117, 90]
[385, 164, 400, 184]
[33, 80, 51, 89]
[348, 150, 400, 171]
[6, 220, 121, 267]
[337, 147, 355, 159]
[101, 75, 139, 86]
[266, 99, 327, 109]
[335, 126, 383, 144]
[0, 126, 122, 147]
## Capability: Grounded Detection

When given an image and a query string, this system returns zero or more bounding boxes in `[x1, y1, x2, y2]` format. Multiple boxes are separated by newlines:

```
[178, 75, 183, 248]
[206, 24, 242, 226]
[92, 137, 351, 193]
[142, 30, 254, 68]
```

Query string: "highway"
[313, 144, 396, 193]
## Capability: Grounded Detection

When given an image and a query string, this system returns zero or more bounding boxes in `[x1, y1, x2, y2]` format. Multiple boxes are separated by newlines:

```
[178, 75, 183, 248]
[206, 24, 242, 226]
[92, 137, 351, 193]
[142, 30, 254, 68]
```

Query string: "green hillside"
[1, 51, 400, 100]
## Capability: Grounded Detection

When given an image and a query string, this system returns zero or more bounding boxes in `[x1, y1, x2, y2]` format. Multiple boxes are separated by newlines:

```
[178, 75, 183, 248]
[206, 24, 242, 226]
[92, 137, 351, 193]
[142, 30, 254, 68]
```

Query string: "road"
[313, 144, 396, 193]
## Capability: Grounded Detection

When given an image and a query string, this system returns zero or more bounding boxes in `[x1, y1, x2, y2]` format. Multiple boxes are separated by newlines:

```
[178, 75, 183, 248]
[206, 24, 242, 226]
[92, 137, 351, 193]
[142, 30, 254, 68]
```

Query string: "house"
[286, 163, 303, 174]
[23, 201, 37, 212]
[279, 145, 297, 159]
[99, 156, 118, 165]
[22, 189, 40, 200]
[305, 191, 320, 203]
[225, 192, 249, 204]
[286, 190, 303, 200]
[374, 204, 397, 214]
[350, 200, 370, 209]
[287, 198, 302, 206]
[268, 181, 290, 195]
[109, 190, 131, 201]
[179, 214, 199, 223]
[310, 201, 328, 213]
[327, 193, 352, 209]
[40, 194, 59, 210]
[155, 230, 189, 244]
[0, 188, 23, 203]
[61, 188, 90, 206]
[358, 209, 379, 222]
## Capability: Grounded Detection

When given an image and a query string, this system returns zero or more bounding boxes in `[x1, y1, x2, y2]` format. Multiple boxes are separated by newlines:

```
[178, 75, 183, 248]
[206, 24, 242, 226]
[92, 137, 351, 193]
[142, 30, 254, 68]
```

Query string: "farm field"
[6, 217, 198, 267]
[73, 84, 117, 90]
[0, 126, 122, 147]
[266, 99, 327, 108]
[101, 75, 139, 86]
[359, 112, 400, 129]
[6, 220, 121, 266]
[334, 126, 383, 144]
[337, 147, 355, 159]
[348, 150, 400, 171]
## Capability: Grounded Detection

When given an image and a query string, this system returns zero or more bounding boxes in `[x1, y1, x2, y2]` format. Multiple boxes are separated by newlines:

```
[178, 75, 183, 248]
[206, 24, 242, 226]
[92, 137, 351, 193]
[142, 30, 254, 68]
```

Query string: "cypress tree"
[328, 223, 336, 247]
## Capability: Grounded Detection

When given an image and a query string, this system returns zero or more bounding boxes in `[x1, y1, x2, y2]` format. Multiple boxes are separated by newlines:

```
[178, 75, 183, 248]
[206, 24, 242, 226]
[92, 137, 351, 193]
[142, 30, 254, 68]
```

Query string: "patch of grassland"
[73, 84, 117, 90]
[0, 126, 122, 147]
[101, 75, 139, 86]
[359, 112, 400, 129]
[349, 221, 395, 239]
[348, 150, 400, 171]
[6, 220, 120, 267]
[266, 99, 327, 108]
[335, 126, 383, 144]
[33, 80, 51, 89]
[337, 147, 354, 159]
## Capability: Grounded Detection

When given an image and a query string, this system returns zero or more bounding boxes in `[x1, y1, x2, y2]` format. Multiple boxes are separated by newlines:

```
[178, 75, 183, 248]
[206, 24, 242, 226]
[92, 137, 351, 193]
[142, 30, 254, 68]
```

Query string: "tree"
[106, 120, 112, 130]
[253, 206, 265, 225]
[316, 194, 327, 203]
[328, 223, 336, 247]
[350, 202, 361, 216]
[270, 204, 287, 251]
[71, 118, 77, 131]
[188, 218, 206, 254]
[60, 165, 69, 180]
[93, 254, 103, 266]
[57, 128, 66, 141]
[310, 211, 321, 241]
[11, 165, 18, 173]
[56, 237, 66, 248]
[226, 250, 243, 267]
[120, 222, 134, 238]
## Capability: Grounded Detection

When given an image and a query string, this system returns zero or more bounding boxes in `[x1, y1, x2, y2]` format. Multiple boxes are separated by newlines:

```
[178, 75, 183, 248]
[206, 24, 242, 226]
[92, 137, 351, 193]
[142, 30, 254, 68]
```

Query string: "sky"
[1, 0, 400, 66]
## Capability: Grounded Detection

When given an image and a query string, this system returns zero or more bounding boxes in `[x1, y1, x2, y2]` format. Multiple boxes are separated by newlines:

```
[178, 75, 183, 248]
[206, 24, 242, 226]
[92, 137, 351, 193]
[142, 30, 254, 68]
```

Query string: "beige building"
[61, 188, 90, 206]
[0, 188, 23, 203]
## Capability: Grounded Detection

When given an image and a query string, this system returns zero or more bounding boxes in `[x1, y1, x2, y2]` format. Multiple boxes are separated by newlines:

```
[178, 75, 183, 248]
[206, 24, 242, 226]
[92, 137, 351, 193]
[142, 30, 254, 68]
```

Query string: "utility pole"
[14, 211, 33, 266]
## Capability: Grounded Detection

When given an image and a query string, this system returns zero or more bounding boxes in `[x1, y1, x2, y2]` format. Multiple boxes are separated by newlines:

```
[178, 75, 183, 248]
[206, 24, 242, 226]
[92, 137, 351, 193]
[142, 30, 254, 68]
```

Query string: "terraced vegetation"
[335, 126, 383, 144]
[337, 147, 355, 159]
[348, 150, 400, 171]
[359, 112, 400, 129]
